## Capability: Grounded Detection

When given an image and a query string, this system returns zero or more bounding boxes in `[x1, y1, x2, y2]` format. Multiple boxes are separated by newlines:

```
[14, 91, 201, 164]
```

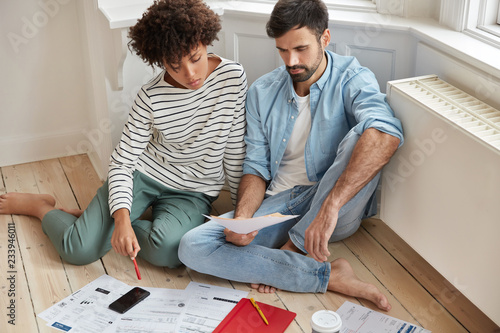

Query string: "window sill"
[98, 0, 377, 29]
[97, 0, 500, 78]
[244, 0, 376, 12]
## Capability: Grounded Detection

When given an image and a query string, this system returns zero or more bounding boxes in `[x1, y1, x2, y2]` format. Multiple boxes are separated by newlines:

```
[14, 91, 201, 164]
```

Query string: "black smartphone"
[108, 287, 150, 314]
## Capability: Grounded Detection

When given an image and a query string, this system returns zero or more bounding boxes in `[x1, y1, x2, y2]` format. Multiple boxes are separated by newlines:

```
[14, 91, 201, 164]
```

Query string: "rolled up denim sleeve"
[344, 68, 404, 147]
[242, 85, 272, 181]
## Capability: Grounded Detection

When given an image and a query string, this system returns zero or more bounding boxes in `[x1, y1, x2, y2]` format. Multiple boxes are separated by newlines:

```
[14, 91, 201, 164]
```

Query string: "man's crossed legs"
[179, 130, 391, 311]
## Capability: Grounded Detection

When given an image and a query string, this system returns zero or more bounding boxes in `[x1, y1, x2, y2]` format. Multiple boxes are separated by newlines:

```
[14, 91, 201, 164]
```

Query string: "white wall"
[0, 0, 90, 166]
[415, 43, 500, 111]
[2, 0, 488, 171]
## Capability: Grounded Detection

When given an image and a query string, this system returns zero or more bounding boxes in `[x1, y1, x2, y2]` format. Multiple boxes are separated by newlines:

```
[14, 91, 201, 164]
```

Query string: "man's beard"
[286, 65, 316, 82]
[286, 49, 323, 83]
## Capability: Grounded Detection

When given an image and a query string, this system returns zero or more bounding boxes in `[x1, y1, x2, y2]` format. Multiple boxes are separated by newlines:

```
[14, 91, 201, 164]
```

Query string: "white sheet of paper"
[204, 213, 298, 234]
[103, 288, 188, 333]
[337, 301, 431, 333]
[38, 275, 130, 333]
[37, 276, 248, 333]
[175, 282, 248, 333]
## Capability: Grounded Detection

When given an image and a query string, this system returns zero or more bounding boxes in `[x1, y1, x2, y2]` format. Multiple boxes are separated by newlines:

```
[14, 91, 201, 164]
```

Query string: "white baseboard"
[87, 150, 108, 181]
[0, 130, 89, 168]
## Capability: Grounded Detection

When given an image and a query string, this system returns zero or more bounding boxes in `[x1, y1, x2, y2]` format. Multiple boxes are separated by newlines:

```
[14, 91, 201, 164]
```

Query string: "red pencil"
[133, 258, 141, 280]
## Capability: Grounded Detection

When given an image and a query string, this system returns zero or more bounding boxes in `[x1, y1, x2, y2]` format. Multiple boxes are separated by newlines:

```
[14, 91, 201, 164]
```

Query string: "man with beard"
[179, 0, 403, 310]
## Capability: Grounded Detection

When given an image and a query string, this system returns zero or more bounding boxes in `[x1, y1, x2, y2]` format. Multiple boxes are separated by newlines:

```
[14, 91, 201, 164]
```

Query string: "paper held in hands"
[204, 213, 298, 234]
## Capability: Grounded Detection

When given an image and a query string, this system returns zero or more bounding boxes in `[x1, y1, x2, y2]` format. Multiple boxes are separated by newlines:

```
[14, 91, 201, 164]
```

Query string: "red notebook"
[213, 298, 296, 333]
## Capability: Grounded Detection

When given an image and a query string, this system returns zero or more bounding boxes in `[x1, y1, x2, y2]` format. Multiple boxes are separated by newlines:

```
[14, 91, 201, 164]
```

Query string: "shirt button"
[275, 161, 278, 164]
[291, 116, 295, 119]
[283, 139, 286, 142]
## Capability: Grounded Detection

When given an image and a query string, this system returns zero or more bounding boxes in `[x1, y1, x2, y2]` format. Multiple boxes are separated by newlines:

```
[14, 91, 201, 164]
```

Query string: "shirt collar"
[314, 50, 332, 91]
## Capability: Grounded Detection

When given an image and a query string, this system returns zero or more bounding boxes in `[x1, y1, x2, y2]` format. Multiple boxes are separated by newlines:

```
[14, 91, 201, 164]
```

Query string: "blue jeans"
[178, 129, 379, 292]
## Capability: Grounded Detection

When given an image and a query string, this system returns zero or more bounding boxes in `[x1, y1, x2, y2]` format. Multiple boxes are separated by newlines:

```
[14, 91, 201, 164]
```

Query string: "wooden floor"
[1, 155, 498, 333]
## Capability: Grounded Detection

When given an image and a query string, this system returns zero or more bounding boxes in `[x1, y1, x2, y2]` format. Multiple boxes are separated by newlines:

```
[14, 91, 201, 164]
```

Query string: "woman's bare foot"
[0, 192, 56, 220]
[328, 258, 391, 311]
[250, 283, 277, 294]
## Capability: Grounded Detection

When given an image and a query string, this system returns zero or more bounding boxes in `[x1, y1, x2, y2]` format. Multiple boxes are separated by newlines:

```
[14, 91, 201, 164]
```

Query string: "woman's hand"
[111, 208, 141, 259]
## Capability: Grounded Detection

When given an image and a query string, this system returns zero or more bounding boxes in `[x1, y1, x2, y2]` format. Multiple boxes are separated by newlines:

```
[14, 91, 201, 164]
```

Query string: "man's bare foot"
[250, 283, 276, 294]
[328, 258, 391, 311]
[0, 192, 56, 220]
[60, 208, 84, 218]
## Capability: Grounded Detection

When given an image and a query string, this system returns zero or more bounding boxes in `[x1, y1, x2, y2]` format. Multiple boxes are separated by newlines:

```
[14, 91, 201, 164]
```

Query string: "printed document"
[175, 282, 248, 333]
[37, 275, 247, 333]
[38, 274, 130, 333]
[337, 301, 431, 333]
[104, 288, 188, 333]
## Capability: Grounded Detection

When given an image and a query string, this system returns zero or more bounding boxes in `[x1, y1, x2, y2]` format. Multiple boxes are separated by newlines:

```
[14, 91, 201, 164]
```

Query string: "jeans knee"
[178, 229, 201, 267]
[179, 222, 226, 270]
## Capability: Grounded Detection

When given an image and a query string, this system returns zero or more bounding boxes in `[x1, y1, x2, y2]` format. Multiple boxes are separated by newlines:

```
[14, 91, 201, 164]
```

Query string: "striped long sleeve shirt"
[108, 56, 247, 215]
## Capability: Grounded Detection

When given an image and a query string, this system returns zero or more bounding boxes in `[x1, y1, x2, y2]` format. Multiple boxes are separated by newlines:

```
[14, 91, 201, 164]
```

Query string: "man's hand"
[304, 129, 400, 262]
[304, 209, 338, 262]
[224, 228, 258, 246]
[111, 208, 141, 259]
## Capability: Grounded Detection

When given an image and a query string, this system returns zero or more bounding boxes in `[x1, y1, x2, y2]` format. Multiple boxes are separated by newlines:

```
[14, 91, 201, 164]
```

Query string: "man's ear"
[321, 29, 331, 48]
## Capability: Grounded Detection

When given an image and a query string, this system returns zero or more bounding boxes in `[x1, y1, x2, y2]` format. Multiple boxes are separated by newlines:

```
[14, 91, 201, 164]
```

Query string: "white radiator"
[381, 75, 500, 325]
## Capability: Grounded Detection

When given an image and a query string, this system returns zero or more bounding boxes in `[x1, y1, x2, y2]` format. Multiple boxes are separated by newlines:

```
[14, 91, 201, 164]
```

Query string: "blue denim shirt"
[243, 50, 404, 183]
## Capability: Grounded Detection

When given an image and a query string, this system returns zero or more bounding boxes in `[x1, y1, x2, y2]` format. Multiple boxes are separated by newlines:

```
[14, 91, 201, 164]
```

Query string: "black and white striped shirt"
[108, 56, 247, 215]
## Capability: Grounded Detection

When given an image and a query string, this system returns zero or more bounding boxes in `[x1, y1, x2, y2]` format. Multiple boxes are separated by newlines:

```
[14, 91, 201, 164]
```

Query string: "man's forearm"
[234, 174, 267, 218]
[323, 128, 400, 214]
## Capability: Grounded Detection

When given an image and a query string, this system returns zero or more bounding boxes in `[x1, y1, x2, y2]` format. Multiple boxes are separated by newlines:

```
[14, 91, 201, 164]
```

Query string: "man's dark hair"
[266, 0, 328, 40]
[128, 0, 221, 69]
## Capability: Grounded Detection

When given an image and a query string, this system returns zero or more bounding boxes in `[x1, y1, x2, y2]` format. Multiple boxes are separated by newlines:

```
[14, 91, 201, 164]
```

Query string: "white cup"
[310, 310, 342, 333]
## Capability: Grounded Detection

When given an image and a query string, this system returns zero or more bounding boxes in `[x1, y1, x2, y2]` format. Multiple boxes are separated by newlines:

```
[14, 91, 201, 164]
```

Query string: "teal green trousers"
[41, 171, 215, 267]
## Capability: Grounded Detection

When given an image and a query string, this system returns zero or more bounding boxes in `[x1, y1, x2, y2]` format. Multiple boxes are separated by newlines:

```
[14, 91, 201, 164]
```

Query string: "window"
[498, 3, 500, 24]
[476, 0, 500, 37]
[463, 0, 500, 46]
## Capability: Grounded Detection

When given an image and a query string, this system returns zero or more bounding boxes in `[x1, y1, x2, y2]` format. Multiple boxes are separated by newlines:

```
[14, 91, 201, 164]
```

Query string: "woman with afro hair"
[0, 0, 247, 268]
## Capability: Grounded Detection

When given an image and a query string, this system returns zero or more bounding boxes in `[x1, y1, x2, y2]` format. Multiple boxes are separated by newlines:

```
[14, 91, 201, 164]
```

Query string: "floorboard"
[3, 163, 72, 333]
[0, 169, 40, 333]
[362, 218, 499, 333]
[344, 227, 468, 332]
[1, 154, 498, 333]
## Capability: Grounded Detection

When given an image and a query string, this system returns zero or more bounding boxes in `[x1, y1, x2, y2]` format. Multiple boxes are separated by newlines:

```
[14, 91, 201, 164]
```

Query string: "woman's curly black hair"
[128, 0, 221, 69]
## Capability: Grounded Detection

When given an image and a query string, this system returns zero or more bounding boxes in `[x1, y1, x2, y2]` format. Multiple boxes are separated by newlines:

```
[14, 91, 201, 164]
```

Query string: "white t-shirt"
[266, 93, 316, 196]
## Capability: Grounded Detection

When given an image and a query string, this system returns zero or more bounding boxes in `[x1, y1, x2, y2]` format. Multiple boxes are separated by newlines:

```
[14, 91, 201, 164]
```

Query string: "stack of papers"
[38, 275, 248, 333]
[38, 276, 432, 333]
